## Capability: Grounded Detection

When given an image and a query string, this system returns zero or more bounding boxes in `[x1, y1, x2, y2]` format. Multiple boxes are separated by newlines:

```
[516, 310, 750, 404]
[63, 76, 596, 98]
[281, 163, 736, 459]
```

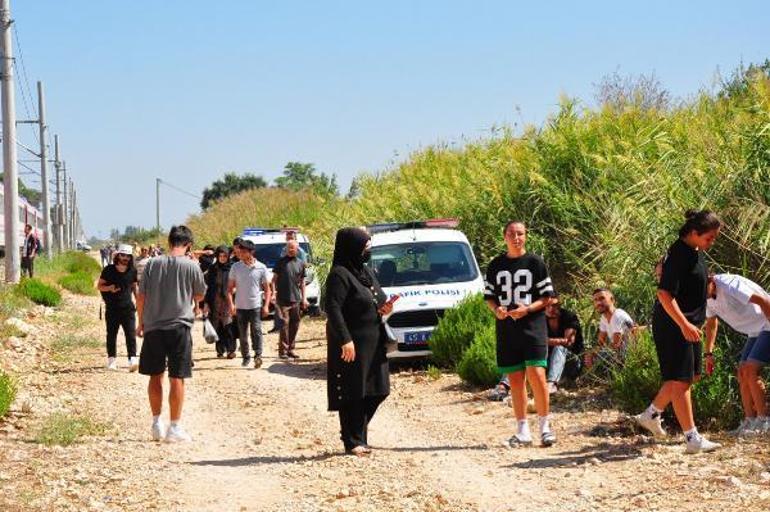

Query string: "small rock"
[471, 406, 485, 415]
[576, 489, 593, 499]
[760, 472, 770, 483]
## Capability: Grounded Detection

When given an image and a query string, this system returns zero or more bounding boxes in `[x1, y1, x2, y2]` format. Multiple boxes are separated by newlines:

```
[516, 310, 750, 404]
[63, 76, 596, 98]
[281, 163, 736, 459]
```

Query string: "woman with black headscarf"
[325, 228, 394, 456]
[203, 245, 236, 359]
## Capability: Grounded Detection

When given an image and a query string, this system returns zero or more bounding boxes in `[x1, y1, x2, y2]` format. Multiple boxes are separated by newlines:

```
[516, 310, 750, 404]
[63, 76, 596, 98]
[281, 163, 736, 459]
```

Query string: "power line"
[12, 23, 39, 146]
[158, 178, 202, 200]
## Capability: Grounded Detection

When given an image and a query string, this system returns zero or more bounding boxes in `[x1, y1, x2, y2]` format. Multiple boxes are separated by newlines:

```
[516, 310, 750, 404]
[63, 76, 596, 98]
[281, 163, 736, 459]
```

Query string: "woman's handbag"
[203, 317, 219, 344]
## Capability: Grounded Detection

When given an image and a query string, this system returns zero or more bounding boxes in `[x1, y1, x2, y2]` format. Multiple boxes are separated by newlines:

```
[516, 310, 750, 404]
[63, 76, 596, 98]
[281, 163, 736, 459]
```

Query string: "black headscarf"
[332, 227, 373, 287]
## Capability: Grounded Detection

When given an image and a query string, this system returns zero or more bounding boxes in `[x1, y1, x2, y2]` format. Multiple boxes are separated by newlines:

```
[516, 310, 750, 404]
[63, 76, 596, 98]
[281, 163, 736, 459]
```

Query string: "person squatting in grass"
[137, 225, 206, 443]
[704, 273, 770, 436]
[484, 220, 557, 447]
[583, 288, 637, 372]
[635, 210, 723, 454]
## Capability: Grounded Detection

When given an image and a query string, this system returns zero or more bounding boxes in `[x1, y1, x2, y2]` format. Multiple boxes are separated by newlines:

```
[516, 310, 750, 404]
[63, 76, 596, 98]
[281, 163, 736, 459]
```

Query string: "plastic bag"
[203, 318, 219, 344]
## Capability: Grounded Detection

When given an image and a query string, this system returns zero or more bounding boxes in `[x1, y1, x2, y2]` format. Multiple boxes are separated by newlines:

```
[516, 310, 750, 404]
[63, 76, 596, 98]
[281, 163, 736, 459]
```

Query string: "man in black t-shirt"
[98, 244, 139, 371]
[544, 296, 583, 392]
[485, 221, 556, 447]
[272, 240, 308, 359]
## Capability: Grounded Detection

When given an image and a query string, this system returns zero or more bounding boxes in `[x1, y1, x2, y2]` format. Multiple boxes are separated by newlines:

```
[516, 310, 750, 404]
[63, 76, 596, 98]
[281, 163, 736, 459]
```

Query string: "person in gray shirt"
[273, 240, 308, 359]
[137, 225, 206, 443]
[228, 239, 271, 368]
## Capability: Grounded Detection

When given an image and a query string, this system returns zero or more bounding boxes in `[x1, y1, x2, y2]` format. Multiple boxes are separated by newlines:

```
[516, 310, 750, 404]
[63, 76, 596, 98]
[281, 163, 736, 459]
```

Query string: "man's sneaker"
[279, 353, 289, 360]
[128, 357, 139, 373]
[254, 357, 263, 369]
[151, 420, 165, 442]
[165, 424, 192, 443]
[730, 418, 759, 437]
[541, 431, 557, 447]
[755, 417, 770, 433]
[507, 433, 533, 447]
[488, 385, 509, 402]
[287, 352, 300, 359]
[106, 357, 118, 371]
[634, 413, 667, 438]
[547, 381, 558, 394]
[685, 433, 721, 454]
[226, 352, 236, 359]
[241, 357, 251, 368]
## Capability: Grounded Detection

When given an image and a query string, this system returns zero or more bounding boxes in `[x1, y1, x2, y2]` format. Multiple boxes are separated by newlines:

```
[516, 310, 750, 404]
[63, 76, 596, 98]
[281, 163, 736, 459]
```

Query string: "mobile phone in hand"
[388, 294, 401, 304]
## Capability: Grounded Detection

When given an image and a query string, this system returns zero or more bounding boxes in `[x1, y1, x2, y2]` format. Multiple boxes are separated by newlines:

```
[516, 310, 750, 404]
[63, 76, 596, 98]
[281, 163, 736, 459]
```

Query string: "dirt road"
[2, 291, 770, 511]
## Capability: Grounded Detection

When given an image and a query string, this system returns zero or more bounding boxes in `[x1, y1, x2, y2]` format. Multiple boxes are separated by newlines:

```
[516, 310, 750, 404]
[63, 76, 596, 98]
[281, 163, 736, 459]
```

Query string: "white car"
[240, 228, 321, 315]
[368, 219, 485, 359]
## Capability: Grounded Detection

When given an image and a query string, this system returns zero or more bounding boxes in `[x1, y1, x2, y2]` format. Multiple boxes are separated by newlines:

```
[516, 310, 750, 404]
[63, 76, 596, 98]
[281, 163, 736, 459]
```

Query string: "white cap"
[116, 244, 133, 256]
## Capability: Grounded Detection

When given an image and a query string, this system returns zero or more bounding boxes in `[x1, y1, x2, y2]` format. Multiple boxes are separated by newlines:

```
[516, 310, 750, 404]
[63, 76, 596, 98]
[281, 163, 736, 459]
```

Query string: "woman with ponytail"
[635, 210, 722, 453]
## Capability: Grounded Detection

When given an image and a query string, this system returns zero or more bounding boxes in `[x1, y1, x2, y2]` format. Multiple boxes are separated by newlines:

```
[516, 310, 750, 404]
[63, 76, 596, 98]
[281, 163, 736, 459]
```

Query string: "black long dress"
[325, 264, 390, 411]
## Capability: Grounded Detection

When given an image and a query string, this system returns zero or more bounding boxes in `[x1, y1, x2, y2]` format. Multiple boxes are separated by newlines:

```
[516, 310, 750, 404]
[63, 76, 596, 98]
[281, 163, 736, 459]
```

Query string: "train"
[0, 187, 46, 253]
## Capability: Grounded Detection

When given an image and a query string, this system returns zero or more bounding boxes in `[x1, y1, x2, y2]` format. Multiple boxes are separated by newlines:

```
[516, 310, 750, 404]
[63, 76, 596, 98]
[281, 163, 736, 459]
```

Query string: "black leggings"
[105, 307, 137, 359]
[338, 395, 387, 451]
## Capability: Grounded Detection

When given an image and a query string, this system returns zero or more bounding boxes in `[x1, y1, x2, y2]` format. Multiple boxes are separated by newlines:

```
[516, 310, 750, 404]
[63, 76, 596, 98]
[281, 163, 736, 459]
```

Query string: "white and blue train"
[0, 188, 46, 253]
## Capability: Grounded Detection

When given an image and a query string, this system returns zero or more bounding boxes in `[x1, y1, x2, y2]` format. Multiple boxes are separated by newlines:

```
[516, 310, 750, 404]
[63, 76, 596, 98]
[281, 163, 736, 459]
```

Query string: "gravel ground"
[1, 291, 770, 511]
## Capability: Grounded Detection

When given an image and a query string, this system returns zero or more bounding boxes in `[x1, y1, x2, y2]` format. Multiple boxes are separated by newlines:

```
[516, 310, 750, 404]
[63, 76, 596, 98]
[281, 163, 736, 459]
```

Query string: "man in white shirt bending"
[585, 288, 636, 369]
[704, 273, 770, 436]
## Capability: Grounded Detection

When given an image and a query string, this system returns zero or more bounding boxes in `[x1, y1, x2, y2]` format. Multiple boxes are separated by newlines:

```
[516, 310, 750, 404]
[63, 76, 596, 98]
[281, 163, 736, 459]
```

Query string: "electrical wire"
[12, 24, 39, 147]
[158, 178, 202, 200]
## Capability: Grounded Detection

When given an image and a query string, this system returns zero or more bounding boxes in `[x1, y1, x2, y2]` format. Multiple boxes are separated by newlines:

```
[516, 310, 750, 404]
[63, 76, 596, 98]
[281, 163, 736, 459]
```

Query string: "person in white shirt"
[704, 273, 770, 435]
[585, 288, 636, 369]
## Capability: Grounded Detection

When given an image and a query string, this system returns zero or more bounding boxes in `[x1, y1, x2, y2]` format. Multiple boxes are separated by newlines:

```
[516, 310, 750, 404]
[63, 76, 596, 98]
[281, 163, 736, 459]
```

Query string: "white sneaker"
[685, 434, 721, 454]
[547, 382, 558, 394]
[634, 413, 667, 438]
[165, 424, 192, 443]
[755, 417, 770, 433]
[730, 418, 759, 437]
[128, 357, 139, 373]
[151, 420, 165, 442]
[106, 357, 118, 371]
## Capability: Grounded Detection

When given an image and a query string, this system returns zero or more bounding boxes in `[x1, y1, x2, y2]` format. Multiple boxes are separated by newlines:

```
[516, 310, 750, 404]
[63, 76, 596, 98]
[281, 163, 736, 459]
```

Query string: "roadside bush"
[0, 370, 16, 418]
[58, 271, 97, 296]
[692, 344, 742, 430]
[457, 324, 499, 386]
[36, 251, 101, 281]
[429, 293, 493, 368]
[15, 278, 61, 307]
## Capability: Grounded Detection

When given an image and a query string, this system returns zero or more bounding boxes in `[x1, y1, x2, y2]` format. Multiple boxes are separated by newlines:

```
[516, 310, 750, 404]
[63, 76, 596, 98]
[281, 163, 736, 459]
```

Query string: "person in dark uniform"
[635, 210, 722, 454]
[97, 244, 139, 372]
[325, 228, 395, 456]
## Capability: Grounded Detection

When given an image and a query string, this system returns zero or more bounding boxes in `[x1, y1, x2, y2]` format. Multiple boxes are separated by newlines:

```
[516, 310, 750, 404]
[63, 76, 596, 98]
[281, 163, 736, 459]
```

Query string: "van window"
[369, 242, 478, 286]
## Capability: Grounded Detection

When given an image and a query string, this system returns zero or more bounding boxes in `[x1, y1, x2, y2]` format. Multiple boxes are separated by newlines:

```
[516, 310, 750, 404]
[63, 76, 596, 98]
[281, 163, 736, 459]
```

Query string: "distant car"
[367, 218, 485, 359]
[240, 227, 321, 316]
[76, 241, 92, 252]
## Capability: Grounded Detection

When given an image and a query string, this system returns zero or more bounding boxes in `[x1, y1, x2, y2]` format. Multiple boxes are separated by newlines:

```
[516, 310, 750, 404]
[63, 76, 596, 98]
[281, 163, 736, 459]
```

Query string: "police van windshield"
[252, 243, 311, 268]
[369, 242, 478, 286]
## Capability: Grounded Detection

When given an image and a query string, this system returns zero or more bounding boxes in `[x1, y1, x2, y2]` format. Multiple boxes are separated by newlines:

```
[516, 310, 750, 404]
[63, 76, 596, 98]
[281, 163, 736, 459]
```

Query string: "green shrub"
[609, 331, 661, 415]
[0, 284, 30, 318]
[692, 344, 743, 430]
[0, 370, 16, 418]
[36, 251, 101, 280]
[34, 413, 108, 446]
[429, 293, 493, 368]
[15, 278, 61, 307]
[57, 271, 97, 296]
[457, 324, 499, 386]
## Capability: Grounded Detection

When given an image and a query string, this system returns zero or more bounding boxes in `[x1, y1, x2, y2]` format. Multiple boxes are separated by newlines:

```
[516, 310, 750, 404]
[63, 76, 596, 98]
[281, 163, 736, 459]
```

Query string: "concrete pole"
[54, 134, 62, 253]
[1, 0, 20, 282]
[37, 81, 51, 260]
[62, 162, 69, 251]
[156, 177, 161, 246]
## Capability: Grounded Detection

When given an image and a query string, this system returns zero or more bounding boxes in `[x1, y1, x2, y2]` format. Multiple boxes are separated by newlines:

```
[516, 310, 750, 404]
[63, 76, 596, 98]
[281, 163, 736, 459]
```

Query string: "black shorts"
[496, 322, 548, 374]
[652, 305, 702, 382]
[139, 325, 193, 379]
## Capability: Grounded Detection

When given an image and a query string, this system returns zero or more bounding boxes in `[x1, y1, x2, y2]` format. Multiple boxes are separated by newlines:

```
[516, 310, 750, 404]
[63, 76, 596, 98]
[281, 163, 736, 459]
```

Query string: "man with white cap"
[97, 243, 139, 371]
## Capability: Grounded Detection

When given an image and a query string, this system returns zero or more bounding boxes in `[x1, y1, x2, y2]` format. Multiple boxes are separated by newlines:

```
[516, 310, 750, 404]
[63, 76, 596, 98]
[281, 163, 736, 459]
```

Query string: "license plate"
[404, 331, 432, 345]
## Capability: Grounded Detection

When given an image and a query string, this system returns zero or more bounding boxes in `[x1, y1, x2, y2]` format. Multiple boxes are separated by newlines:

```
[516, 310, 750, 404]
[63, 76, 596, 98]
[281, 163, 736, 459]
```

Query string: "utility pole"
[156, 177, 161, 246]
[54, 134, 62, 253]
[37, 81, 51, 260]
[69, 179, 75, 248]
[1, 0, 20, 283]
[62, 162, 69, 251]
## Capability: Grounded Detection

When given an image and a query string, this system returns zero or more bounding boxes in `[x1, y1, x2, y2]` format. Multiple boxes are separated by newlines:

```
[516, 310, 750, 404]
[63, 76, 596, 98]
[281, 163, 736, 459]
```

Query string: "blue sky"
[10, 1, 770, 238]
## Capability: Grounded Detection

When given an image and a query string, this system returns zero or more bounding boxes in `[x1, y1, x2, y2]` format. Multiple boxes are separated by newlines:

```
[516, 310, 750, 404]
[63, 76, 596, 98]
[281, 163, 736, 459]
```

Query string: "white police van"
[367, 219, 485, 359]
[240, 227, 321, 315]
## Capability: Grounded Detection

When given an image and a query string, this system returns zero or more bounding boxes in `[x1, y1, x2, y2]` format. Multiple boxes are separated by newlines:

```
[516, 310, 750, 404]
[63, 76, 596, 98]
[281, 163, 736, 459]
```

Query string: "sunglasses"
[116, 257, 131, 263]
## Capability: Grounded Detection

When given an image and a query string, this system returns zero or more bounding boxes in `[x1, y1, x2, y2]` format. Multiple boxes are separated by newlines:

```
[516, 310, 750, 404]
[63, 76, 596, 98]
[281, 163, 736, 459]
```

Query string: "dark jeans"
[338, 395, 387, 451]
[105, 307, 137, 359]
[277, 302, 301, 355]
[236, 309, 263, 358]
[214, 319, 236, 355]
